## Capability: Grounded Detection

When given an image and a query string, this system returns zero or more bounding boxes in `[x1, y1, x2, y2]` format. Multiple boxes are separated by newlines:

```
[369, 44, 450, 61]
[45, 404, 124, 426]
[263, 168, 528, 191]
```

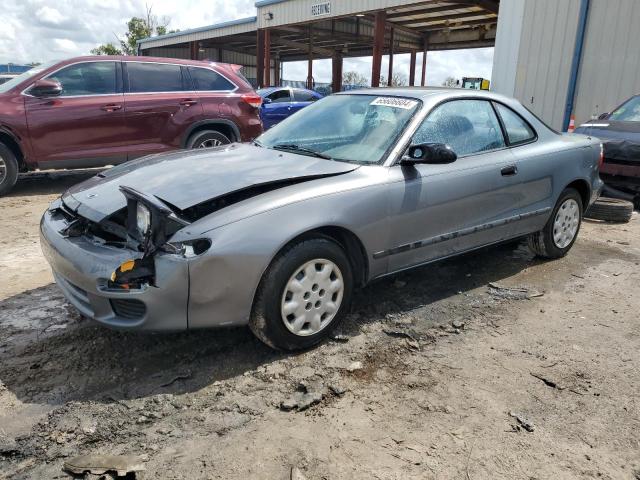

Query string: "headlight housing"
[136, 202, 151, 236]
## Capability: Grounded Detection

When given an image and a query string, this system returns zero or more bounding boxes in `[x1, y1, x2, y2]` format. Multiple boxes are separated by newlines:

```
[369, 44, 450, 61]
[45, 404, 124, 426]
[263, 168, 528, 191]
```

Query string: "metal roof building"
[138, 0, 638, 132]
[492, 0, 640, 131]
[137, 0, 499, 91]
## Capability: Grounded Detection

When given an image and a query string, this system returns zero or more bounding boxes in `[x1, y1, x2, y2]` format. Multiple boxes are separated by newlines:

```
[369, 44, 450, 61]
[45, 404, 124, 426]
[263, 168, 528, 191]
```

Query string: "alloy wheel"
[0, 156, 6, 184]
[280, 258, 344, 336]
[197, 138, 223, 148]
[553, 198, 580, 248]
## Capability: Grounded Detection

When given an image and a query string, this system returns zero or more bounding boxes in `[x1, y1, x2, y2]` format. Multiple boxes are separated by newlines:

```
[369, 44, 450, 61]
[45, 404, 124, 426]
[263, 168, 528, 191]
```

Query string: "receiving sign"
[311, 2, 331, 16]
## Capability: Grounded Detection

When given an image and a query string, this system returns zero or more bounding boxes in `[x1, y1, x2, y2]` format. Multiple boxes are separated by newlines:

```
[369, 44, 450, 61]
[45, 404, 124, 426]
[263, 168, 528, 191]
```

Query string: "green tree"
[91, 43, 123, 56]
[379, 73, 407, 87]
[442, 76, 459, 88]
[92, 4, 172, 56]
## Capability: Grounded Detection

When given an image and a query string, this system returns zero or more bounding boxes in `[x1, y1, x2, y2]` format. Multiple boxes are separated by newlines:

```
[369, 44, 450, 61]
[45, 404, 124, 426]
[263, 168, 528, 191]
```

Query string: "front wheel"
[0, 143, 19, 196]
[250, 237, 353, 351]
[528, 188, 583, 259]
[186, 130, 231, 149]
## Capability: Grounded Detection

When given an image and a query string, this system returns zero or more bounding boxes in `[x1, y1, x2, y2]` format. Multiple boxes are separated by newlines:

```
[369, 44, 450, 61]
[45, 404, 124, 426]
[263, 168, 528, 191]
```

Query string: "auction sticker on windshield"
[370, 97, 418, 109]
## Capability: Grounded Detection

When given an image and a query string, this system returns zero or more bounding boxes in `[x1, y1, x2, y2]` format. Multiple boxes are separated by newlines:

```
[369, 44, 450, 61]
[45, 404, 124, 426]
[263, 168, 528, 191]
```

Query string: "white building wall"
[491, 0, 525, 97]
[574, 0, 640, 124]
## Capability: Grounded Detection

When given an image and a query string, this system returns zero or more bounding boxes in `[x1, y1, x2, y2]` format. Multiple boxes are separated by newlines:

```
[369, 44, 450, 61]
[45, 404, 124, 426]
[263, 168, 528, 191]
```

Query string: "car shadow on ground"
[0, 239, 543, 407]
[10, 169, 104, 197]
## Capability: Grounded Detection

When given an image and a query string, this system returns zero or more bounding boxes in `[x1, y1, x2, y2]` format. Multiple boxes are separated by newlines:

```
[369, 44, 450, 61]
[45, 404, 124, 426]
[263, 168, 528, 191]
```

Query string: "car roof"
[53, 55, 226, 68]
[336, 86, 505, 101]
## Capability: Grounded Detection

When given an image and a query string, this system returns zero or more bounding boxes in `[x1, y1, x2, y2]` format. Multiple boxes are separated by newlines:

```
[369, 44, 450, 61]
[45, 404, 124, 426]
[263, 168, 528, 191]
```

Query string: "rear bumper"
[40, 209, 189, 331]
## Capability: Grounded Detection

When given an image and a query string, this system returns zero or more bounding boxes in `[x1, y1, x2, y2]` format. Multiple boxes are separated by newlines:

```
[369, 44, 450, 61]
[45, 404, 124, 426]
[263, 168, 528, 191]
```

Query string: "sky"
[1, 0, 493, 86]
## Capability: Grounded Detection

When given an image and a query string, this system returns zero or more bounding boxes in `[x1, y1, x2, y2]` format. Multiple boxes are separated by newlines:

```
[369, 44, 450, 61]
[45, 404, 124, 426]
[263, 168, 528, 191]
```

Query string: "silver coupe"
[40, 88, 603, 350]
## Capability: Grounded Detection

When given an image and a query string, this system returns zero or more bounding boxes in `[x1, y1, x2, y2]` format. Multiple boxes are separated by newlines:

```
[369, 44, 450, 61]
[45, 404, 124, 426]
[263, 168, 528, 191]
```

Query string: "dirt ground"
[1, 171, 639, 480]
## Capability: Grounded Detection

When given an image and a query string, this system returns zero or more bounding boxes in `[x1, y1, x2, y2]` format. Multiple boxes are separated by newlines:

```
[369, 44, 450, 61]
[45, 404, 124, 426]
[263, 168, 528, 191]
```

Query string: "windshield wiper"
[271, 143, 332, 160]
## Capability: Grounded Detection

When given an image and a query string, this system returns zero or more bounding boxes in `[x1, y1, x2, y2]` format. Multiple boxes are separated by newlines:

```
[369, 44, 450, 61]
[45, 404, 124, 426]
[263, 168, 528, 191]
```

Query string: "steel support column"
[371, 11, 386, 88]
[332, 49, 343, 93]
[307, 25, 314, 90]
[274, 57, 281, 87]
[409, 51, 417, 86]
[264, 29, 271, 87]
[256, 29, 265, 88]
[387, 27, 395, 87]
[189, 41, 198, 60]
[421, 38, 428, 86]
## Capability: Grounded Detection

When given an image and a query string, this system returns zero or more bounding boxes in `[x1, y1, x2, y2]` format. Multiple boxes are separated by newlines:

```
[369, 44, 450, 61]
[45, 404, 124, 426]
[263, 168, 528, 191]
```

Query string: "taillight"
[241, 94, 262, 109]
[598, 143, 604, 169]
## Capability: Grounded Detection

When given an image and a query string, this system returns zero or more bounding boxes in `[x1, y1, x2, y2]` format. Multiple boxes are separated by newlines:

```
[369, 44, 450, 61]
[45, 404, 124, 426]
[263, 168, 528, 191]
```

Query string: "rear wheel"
[186, 130, 231, 149]
[0, 143, 19, 196]
[528, 188, 582, 259]
[250, 237, 353, 351]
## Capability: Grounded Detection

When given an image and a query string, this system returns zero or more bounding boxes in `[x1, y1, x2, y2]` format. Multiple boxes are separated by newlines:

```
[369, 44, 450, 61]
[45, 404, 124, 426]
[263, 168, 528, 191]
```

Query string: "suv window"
[294, 89, 317, 102]
[495, 103, 536, 144]
[268, 89, 291, 103]
[127, 62, 186, 93]
[413, 99, 506, 156]
[46, 61, 118, 96]
[188, 67, 235, 91]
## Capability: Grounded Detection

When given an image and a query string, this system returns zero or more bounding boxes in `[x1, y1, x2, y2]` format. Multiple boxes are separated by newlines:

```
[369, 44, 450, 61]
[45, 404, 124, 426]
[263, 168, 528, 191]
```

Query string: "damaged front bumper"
[40, 205, 190, 331]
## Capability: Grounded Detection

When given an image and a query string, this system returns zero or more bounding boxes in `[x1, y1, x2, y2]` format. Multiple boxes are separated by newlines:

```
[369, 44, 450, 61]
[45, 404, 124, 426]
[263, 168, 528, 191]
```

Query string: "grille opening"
[110, 299, 146, 320]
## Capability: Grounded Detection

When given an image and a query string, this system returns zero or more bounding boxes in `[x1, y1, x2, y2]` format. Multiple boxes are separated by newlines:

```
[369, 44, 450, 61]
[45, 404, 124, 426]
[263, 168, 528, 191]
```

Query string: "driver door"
[384, 99, 521, 272]
[24, 61, 128, 168]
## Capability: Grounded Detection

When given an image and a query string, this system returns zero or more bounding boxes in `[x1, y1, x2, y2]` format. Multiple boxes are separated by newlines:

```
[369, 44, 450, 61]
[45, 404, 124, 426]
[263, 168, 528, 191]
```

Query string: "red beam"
[421, 38, 428, 86]
[371, 11, 386, 87]
[332, 49, 343, 92]
[387, 27, 395, 86]
[274, 57, 281, 86]
[264, 29, 271, 86]
[256, 30, 265, 88]
[307, 25, 313, 89]
[409, 50, 416, 86]
[189, 41, 198, 60]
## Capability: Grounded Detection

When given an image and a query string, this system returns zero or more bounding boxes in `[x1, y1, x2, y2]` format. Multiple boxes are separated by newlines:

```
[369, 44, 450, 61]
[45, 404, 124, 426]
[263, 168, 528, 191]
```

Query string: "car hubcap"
[0, 157, 6, 183]
[197, 138, 223, 148]
[281, 259, 344, 336]
[553, 198, 580, 248]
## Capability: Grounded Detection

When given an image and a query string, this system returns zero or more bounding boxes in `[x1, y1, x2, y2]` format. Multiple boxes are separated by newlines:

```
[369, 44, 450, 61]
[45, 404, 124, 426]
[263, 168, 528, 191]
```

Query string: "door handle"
[101, 104, 122, 112]
[501, 165, 518, 176]
[179, 99, 198, 106]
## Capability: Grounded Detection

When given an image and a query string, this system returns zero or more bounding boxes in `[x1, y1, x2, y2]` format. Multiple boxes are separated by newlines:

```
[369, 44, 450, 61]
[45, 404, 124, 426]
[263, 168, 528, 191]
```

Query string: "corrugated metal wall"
[574, 0, 640, 123]
[491, 0, 525, 96]
[512, 0, 580, 130]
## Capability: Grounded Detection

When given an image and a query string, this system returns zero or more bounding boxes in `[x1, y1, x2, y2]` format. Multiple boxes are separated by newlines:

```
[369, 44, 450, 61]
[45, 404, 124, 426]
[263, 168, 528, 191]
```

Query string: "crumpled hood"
[63, 143, 358, 222]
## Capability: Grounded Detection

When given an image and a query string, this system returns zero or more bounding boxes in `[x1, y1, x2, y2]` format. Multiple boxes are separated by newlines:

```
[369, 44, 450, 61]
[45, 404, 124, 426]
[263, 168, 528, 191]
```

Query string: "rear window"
[127, 62, 186, 93]
[495, 103, 536, 144]
[188, 67, 236, 91]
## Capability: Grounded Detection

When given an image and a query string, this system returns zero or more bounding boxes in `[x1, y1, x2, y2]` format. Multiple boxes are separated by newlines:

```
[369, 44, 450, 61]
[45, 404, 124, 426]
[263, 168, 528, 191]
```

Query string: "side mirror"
[597, 112, 609, 120]
[29, 79, 62, 97]
[262, 97, 272, 105]
[401, 143, 457, 165]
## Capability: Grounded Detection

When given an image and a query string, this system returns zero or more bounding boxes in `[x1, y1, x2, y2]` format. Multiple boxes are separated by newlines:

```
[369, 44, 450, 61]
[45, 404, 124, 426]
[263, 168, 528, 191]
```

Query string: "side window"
[412, 99, 506, 156]
[127, 63, 185, 93]
[495, 103, 536, 144]
[47, 62, 118, 96]
[293, 89, 318, 102]
[268, 89, 292, 103]
[188, 67, 235, 91]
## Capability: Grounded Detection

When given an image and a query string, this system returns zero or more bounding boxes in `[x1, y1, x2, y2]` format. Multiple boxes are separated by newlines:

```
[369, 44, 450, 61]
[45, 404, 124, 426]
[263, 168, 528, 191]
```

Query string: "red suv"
[0, 56, 263, 195]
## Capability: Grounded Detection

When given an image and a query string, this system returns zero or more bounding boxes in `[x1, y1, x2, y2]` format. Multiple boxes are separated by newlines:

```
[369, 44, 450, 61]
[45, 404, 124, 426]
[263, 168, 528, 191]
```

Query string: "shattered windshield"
[257, 94, 421, 164]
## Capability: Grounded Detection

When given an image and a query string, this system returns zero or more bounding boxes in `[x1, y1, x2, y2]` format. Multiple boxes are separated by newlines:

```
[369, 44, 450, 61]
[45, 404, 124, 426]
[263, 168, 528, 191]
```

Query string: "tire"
[0, 143, 19, 196]
[186, 130, 231, 149]
[249, 237, 353, 351]
[585, 197, 634, 223]
[528, 188, 583, 259]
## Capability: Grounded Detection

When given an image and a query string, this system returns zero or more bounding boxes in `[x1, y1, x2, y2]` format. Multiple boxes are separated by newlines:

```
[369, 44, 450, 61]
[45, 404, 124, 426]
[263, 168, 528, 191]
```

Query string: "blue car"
[257, 87, 322, 129]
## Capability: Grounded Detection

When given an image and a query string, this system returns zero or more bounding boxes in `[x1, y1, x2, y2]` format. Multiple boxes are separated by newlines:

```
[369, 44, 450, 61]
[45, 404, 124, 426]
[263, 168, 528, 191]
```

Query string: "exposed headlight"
[136, 202, 151, 235]
[162, 239, 212, 257]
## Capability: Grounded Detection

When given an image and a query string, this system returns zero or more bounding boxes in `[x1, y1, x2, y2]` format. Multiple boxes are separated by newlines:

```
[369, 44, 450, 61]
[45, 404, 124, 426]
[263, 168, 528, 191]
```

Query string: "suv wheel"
[0, 143, 19, 196]
[187, 130, 231, 149]
[250, 237, 353, 351]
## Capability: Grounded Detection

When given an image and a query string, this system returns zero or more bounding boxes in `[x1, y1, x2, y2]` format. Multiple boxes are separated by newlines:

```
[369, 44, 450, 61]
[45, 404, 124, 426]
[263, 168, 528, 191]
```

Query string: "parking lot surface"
[1, 171, 639, 479]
